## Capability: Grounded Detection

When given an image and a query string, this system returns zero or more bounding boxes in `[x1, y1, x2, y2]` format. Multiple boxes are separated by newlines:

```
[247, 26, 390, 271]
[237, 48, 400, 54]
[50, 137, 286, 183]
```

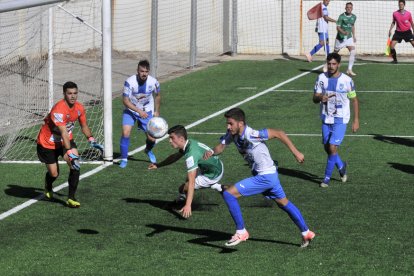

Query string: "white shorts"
[194, 161, 224, 189]
[334, 37, 355, 51]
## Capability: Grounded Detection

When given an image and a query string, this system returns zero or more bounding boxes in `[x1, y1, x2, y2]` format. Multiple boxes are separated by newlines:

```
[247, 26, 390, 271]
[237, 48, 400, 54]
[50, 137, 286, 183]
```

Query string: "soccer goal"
[0, 0, 112, 163]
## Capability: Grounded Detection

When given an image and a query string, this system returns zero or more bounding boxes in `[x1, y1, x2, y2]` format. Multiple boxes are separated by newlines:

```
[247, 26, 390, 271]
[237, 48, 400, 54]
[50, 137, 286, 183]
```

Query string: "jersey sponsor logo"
[78, 110, 81, 116]
[318, 81, 326, 93]
[66, 122, 75, 133]
[186, 156, 195, 169]
[250, 130, 260, 139]
[53, 113, 64, 123]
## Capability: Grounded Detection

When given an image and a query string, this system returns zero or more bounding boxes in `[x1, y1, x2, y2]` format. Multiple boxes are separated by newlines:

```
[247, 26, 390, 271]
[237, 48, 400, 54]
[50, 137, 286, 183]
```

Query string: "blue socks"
[310, 44, 323, 56]
[335, 154, 344, 170]
[280, 201, 308, 232]
[145, 138, 156, 152]
[222, 191, 309, 233]
[324, 154, 336, 182]
[310, 44, 330, 56]
[222, 191, 244, 230]
[120, 136, 130, 159]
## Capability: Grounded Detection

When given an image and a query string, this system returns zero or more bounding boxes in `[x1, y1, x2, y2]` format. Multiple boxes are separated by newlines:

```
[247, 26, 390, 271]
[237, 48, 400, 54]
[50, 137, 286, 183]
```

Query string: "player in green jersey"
[334, 2, 357, 76]
[148, 125, 224, 218]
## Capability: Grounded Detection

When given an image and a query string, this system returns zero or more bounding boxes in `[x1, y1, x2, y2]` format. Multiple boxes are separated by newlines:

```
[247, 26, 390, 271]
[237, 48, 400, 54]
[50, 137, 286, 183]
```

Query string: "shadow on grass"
[4, 184, 67, 206]
[146, 223, 299, 253]
[123, 198, 186, 220]
[277, 167, 321, 185]
[4, 184, 42, 199]
[123, 197, 219, 215]
[388, 162, 414, 175]
[372, 134, 414, 147]
[77, 229, 99, 235]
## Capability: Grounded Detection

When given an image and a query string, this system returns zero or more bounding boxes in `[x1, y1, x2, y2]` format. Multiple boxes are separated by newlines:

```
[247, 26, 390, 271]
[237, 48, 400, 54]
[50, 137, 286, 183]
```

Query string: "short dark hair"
[138, 59, 150, 70]
[327, 52, 341, 63]
[399, 0, 405, 5]
[63, 81, 78, 93]
[346, 2, 353, 6]
[168, 125, 187, 140]
[224, 107, 246, 124]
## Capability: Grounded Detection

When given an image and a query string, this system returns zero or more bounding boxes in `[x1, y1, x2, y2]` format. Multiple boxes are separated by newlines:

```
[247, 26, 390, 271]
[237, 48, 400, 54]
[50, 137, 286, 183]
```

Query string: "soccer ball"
[147, 117, 168, 138]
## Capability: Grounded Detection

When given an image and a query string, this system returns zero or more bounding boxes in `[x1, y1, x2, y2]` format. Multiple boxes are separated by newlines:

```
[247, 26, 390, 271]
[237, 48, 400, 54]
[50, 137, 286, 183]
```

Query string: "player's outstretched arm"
[324, 15, 336, 23]
[148, 151, 183, 169]
[180, 170, 196, 218]
[267, 129, 305, 163]
[203, 143, 226, 159]
[154, 92, 161, 117]
[80, 122, 103, 152]
[351, 97, 360, 133]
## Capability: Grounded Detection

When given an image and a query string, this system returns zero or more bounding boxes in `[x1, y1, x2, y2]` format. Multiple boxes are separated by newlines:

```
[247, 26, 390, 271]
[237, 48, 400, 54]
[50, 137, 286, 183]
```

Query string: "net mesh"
[0, 0, 104, 162]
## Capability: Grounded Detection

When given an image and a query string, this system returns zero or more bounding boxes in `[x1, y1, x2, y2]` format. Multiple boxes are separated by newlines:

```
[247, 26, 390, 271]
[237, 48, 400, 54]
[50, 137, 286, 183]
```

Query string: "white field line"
[272, 89, 414, 93]
[1, 160, 104, 164]
[187, 132, 414, 138]
[1, 63, 324, 221]
[352, 62, 413, 66]
[0, 163, 111, 220]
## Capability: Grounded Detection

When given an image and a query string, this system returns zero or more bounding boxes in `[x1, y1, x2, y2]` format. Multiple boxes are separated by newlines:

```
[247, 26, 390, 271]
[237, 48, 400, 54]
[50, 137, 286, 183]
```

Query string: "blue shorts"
[322, 122, 347, 145]
[318, 32, 329, 42]
[122, 109, 153, 132]
[234, 172, 286, 200]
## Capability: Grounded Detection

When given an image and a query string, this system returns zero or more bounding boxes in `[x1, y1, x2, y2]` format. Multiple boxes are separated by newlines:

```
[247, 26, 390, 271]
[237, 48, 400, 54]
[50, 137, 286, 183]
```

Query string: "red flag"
[307, 2, 323, 20]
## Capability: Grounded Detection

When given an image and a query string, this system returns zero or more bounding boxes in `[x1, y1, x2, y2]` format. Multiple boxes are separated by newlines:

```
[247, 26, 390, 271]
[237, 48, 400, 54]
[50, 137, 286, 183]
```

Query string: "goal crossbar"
[0, 0, 67, 13]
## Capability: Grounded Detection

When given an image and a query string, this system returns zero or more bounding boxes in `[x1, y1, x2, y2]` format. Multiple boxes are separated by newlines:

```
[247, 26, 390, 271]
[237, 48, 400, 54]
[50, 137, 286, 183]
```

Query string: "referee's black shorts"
[392, 30, 414, 43]
[37, 141, 77, 164]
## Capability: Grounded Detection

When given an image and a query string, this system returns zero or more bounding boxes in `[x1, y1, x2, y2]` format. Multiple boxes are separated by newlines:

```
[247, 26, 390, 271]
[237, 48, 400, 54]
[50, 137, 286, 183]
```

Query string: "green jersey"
[336, 13, 357, 40]
[182, 139, 223, 179]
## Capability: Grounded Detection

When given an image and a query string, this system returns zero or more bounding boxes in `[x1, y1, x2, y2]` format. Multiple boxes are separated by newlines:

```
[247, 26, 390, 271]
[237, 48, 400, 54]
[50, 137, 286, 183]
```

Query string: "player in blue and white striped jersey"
[313, 52, 359, 187]
[119, 60, 161, 168]
[205, 108, 315, 248]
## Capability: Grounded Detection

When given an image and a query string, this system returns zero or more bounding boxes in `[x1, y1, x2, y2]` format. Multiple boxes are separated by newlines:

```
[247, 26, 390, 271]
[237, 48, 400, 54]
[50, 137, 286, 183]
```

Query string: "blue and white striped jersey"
[314, 72, 356, 124]
[220, 125, 277, 175]
[123, 74, 160, 116]
[316, 3, 330, 33]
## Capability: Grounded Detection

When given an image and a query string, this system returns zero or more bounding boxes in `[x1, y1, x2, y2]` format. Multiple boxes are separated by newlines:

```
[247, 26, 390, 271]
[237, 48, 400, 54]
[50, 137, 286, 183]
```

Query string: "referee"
[388, 0, 414, 63]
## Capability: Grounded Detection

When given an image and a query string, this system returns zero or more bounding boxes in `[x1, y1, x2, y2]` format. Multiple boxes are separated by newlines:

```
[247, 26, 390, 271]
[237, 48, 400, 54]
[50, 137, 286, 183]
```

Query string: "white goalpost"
[0, 0, 112, 164]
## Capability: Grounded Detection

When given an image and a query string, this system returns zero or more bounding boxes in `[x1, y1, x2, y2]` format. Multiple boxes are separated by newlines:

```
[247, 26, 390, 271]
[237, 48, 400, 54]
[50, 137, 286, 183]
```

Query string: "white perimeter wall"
[2, 0, 413, 57]
[111, 0, 414, 55]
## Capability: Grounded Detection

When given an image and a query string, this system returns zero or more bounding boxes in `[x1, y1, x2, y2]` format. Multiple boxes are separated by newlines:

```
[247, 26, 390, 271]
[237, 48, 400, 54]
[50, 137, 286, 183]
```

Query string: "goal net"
[0, 0, 104, 162]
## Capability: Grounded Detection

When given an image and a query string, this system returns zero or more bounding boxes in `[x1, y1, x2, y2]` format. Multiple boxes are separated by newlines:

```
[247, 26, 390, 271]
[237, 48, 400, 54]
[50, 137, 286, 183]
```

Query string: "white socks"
[348, 49, 356, 71]
[210, 183, 223, 192]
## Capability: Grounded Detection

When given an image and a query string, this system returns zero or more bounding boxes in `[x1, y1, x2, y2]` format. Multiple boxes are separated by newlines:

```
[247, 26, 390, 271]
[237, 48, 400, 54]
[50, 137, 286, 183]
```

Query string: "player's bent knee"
[48, 171, 59, 178]
[275, 197, 289, 207]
